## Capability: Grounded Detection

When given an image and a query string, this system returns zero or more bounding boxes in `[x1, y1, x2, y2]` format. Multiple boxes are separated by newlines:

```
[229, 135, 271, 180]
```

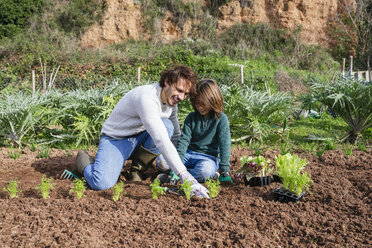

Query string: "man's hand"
[179, 171, 210, 199]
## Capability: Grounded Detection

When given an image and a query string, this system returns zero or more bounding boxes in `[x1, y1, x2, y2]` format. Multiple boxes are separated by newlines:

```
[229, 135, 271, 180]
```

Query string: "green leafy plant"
[179, 179, 193, 200]
[249, 141, 265, 156]
[205, 178, 221, 198]
[275, 153, 312, 196]
[69, 178, 87, 199]
[149, 178, 167, 199]
[279, 130, 294, 155]
[8, 148, 22, 159]
[302, 142, 317, 155]
[36, 175, 54, 199]
[0, 91, 52, 148]
[65, 149, 72, 157]
[357, 141, 367, 152]
[2, 179, 22, 198]
[325, 139, 335, 150]
[223, 84, 293, 142]
[344, 143, 353, 157]
[316, 145, 327, 160]
[112, 181, 126, 202]
[37, 146, 51, 158]
[303, 76, 372, 144]
[0, 0, 43, 38]
[238, 155, 274, 178]
[30, 143, 37, 152]
[56, 84, 129, 147]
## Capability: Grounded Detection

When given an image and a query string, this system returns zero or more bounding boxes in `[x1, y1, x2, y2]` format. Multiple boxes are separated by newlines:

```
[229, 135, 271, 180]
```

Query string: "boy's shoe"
[213, 172, 220, 180]
[156, 173, 171, 184]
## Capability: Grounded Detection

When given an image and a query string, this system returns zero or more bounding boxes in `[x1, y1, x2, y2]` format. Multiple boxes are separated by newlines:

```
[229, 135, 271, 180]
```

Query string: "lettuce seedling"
[275, 153, 312, 196]
[205, 178, 221, 198]
[69, 178, 87, 199]
[36, 175, 55, 199]
[239, 155, 274, 178]
[179, 179, 193, 200]
[2, 179, 22, 198]
[112, 181, 126, 201]
[149, 178, 167, 199]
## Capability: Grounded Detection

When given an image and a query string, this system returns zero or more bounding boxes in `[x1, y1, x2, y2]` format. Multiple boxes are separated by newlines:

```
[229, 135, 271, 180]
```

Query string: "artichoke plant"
[303, 76, 372, 144]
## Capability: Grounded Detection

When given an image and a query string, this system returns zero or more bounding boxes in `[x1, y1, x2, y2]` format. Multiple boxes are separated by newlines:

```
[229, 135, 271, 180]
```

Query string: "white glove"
[179, 171, 210, 199]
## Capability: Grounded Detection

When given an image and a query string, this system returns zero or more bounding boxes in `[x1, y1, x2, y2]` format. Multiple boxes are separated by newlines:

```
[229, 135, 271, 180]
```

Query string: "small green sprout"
[37, 146, 51, 158]
[8, 148, 21, 160]
[112, 181, 126, 201]
[344, 143, 353, 157]
[357, 142, 367, 152]
[316, 145, 327, 159]
[179, 179, 193, 200]
[2, 179, 22, 198]
[149, 178, 167, 199]
[69, 178, 87, 199]
[205, 178, 221, 198]
[36, 175, 54, 199]
[30, 143, 37, 152]
[65, 149, 72, 157]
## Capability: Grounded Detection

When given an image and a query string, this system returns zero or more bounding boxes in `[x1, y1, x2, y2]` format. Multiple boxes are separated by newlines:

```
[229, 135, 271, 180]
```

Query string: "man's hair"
[159, 64, 198, 93]
[191, 79, 224, 119]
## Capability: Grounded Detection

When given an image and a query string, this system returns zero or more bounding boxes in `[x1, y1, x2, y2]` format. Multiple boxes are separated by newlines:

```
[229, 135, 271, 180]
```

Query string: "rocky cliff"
[80, 0, 356, 48]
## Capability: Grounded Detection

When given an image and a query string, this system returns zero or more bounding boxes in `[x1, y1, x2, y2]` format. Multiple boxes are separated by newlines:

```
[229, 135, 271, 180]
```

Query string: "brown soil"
[0, 146, 371, 247]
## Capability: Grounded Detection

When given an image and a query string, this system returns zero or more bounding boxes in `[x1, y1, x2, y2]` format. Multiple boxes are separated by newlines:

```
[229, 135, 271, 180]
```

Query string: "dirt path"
[0, 147, 371, 247]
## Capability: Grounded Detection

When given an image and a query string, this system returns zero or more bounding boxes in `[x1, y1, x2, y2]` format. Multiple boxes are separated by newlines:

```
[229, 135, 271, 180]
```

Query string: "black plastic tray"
[244, 176, 272, 187]
[273, 186, 305, 203]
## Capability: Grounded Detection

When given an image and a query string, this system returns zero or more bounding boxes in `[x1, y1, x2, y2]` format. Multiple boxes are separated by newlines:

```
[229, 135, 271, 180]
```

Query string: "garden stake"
[60, 169, 79, 180]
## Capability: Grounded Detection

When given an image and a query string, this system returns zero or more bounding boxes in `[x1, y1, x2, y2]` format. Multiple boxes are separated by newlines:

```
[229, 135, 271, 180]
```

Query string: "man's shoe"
[75, 150, 94, 176]
[125, 146, 159, 182]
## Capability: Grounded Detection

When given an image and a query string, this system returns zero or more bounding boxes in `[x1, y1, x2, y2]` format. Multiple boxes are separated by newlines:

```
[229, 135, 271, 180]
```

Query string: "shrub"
[0, 0, 43, 38]
[56, 0, 107, 36]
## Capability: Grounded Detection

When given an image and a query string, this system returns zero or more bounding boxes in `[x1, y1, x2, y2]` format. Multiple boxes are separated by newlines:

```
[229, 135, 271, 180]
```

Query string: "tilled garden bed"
[0, 147, 371, 247]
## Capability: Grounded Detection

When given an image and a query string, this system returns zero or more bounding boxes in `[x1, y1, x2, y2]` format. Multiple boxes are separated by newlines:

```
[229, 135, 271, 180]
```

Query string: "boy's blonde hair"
[191, 79, 224, 119]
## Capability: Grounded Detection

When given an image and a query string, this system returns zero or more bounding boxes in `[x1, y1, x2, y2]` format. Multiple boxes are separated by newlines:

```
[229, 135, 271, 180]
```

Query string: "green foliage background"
[0, 0, 370, 149]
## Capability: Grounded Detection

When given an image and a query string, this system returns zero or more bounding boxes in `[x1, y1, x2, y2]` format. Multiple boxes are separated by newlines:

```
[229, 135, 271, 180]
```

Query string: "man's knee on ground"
[88, 176, 116, 191]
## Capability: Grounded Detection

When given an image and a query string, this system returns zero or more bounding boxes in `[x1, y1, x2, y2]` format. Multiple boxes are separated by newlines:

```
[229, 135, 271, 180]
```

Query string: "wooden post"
[32, 70, 36, 94]
[357, 71, 363, 80]
[342, 58, 346, 76]
[350, 56, 353, 74]
[366, 70, 370, 82]
[137, 67, 141, 83]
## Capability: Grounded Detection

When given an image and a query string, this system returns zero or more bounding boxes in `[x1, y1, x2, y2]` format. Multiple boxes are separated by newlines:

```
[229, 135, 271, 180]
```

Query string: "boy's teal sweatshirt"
[177, 111, 231, 173]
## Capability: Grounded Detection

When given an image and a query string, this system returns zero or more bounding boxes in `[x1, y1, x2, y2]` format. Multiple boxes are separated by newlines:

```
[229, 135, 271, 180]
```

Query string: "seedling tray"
[273, 186, 305, 203]
[244, 176, 272, 187]
[272, 175, 282, 183]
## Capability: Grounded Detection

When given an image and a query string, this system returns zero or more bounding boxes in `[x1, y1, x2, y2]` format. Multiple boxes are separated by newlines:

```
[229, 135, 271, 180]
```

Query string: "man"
[75, 64, 209, 198]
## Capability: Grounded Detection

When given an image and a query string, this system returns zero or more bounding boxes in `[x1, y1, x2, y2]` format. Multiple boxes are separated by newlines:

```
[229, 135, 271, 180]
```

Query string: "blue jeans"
[84, 118, 174, 190]
[183, 150, 218, 183]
